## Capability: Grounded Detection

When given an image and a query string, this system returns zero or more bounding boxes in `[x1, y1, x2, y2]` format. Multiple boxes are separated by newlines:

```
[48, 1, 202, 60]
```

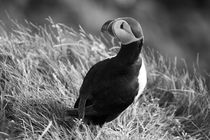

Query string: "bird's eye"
[120, 22, 124, 29]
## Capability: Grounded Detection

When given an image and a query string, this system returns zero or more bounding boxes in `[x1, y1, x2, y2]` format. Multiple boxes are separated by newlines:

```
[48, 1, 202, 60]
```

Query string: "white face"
[112, 20, 142, 45]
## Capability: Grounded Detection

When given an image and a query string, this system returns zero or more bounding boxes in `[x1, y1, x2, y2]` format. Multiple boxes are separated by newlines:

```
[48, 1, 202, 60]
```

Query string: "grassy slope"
[0, 20, 209, 140]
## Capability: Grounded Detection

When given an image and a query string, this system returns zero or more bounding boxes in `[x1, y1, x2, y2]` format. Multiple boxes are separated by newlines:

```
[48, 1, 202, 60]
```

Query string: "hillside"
[0, 20, 209, 140]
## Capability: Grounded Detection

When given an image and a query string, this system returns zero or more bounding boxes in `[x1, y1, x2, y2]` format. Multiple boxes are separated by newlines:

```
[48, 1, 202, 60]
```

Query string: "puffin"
[66, 17, 147, 126]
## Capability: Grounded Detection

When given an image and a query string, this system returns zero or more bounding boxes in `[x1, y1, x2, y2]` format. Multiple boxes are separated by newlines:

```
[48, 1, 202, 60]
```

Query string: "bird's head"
[101, 17, 144, 45]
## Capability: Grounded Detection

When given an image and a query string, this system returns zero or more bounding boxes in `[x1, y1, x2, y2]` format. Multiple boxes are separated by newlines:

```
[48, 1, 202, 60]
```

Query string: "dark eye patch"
[120, 22, 124, 29]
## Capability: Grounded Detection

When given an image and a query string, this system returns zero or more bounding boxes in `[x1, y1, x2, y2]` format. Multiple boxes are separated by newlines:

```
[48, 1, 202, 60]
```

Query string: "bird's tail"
[65, 108, 79, 117]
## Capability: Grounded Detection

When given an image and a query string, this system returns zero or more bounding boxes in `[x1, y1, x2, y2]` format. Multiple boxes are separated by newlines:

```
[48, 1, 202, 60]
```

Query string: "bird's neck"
[116, 40, 143, 65]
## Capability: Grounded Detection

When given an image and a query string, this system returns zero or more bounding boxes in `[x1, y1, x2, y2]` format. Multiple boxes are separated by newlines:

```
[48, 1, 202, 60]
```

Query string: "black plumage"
[66, 17, 146, 126]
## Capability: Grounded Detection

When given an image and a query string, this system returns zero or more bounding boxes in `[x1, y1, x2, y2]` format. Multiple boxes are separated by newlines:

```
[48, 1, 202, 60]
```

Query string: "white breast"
[135, 56, 147, 102]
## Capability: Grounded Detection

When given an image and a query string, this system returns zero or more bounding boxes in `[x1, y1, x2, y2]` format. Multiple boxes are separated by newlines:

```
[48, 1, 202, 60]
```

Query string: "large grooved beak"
[101, 20, 114, 36]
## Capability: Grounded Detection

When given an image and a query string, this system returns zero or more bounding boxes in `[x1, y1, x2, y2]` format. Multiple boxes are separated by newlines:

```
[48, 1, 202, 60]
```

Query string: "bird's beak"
[101, 20, 115, 36]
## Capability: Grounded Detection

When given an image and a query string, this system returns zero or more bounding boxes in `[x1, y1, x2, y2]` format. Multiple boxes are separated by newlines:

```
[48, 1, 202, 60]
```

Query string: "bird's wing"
[76, 59, 111, 119]
[79, 58, 111, 97]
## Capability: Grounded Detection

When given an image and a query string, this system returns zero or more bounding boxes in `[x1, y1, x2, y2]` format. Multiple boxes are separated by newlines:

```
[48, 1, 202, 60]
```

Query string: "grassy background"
[0, 20, 209, 140]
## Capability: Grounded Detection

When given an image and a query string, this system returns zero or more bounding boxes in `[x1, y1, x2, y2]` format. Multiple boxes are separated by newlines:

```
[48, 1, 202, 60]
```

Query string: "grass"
[0, 18, 209, 140]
